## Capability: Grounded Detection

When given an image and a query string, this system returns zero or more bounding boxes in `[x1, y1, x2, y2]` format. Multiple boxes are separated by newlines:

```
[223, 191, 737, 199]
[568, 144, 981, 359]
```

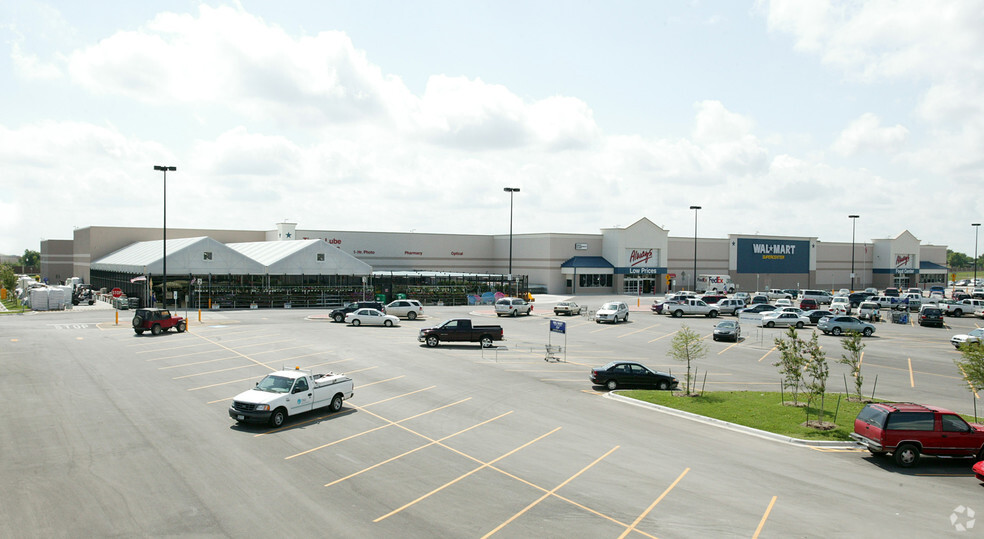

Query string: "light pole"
[689, 206, 701, 291]
[155, 165, 176, 309]
[504, 187, 520, 293]
[974, 223, 981, 286]
[849, 215, 859, 291]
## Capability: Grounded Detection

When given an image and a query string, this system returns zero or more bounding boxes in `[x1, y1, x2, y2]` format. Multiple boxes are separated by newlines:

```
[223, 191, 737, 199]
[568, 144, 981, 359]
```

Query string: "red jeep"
[132, 308, 186, 335]
[851, 402, 984, 467]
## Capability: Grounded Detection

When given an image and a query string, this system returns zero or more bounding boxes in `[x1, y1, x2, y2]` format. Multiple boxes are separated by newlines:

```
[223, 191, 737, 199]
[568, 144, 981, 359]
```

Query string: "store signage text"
[629, 249, 654, 267]
[751, 242, 796, 260]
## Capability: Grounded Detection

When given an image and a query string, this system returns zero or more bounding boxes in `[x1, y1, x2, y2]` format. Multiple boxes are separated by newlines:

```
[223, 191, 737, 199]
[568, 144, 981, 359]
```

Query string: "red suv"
[851, 402, 984, 467]
[132, 308, 186, 335]
[799, 298, 819, 310]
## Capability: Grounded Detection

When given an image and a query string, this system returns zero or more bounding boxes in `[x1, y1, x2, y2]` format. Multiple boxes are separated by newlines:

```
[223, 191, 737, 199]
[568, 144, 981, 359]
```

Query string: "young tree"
[0, 264, 16, 292]
[803, 332, 830, 425]
[838, 331, 865, 401]
[955, 342, 984, 394]
[668, 324, 707, 395]
[20, 249, 40, 268]
[773, 327, 806, 405]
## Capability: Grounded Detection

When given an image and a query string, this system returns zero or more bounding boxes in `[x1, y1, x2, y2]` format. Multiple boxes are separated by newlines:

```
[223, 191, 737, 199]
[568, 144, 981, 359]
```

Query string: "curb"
[605, 392, 860, 449]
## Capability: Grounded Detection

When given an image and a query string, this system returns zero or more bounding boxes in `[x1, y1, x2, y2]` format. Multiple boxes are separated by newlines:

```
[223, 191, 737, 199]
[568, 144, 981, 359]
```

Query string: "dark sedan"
[590, 361, 678, 391]
[803, 309, 834, 324]
[739, 304, 778, 315]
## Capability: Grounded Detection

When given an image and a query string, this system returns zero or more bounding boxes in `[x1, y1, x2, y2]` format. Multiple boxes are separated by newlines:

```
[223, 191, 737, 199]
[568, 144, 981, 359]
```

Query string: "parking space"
[2, 303, 982, 536]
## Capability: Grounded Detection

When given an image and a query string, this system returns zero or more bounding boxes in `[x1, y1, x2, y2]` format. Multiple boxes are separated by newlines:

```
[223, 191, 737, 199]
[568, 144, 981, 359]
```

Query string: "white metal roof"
[92, 237, 371, 276]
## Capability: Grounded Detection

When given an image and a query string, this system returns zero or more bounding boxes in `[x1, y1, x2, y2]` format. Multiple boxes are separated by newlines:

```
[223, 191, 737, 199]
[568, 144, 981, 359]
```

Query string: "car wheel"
[831, 327, 842, 336]
[151, 324, 162, 336]
[894, 443, 920, 467]
[426, 335, 439, 347]
[384, 320, 393, 327]
[862, 327, 873, 337]
[954, 309, 963, 316]
[134, 329, 144, 335]
[330, 394, 343, 412]
[407, 311, 417, 320]
[480, 336, 494, 348]
[766, 321, 775, 328]
[269, 408, 287, 428]
[657, 380, 669, 390]
[333, 313, 344, 323]
[708, 310, 718, 318]
[623, 314, 629, 323]
[712, 336, 719, 341]
[606, 380, 618, 391]
[352, 319, 361, 326]
[795, 322, 804, 329]
[511, 310, 517, 317]
[673, 310, 683, 318]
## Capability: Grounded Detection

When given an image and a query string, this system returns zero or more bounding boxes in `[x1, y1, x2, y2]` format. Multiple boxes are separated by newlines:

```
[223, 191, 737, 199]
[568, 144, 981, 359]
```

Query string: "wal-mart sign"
[736, 238, 809, 274]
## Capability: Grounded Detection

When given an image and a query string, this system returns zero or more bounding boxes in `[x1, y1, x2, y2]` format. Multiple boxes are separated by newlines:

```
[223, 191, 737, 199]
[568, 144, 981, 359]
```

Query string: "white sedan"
[345, 308, 400, 327]
[759, 311, 810, 329]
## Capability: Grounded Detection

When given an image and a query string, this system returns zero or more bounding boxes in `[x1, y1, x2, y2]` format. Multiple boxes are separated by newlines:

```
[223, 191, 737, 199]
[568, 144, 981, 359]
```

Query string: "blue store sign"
[736, 238, 810, 274]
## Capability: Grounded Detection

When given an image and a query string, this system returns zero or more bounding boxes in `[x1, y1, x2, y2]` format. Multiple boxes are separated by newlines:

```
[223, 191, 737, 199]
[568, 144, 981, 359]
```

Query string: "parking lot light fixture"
[849, 215, 859, 291]
[690, 206, 701, 291]
[504, 187, 520, 289]
[154, 165, 176, 309]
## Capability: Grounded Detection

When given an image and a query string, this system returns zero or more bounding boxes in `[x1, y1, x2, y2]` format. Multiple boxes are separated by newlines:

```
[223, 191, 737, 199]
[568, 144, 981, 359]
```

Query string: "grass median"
[621, 390, 869, 441]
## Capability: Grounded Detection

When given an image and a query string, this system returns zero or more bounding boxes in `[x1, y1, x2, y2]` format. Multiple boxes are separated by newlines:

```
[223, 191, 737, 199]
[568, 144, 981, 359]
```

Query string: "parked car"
[132, 308, 186, 335]
[740, 304, 778, 315]
[798, 298, 819, 311]
[759, 311, 809, 329]
[835, 288, 850, 297]
[495, 297, 533, 317]
[716, 298, 746, 315]
[951, 328, 984, 349]
[749, 294, 769, 305]
[954, 292, 972, 301]
[884, 287, 900, 297]
[713, 320, 741, 342]
[734, 292, 750, 303]
[589, 361, 678, 391]
[800, 289, 833, 305]
[803, 309, 834, 324]
[554, 301, 584, 316]
[917, 306, 943, 328]
[782, 289, 799, 299]
[330, 301, 384, 323]
[848, 291, 874, 307]
[345, 308, 400, 327]
[929, 286, 945, 296]
[850, 402, 984, 467]
[829, 296, 851, 315]
[385, 299, 423, 320]
[774, 298, 793, 308]
[595, 301, 629, 324]
[856, 301, 881, 321]
[818, 316, 875, 337]
[700, 294, 727, 305]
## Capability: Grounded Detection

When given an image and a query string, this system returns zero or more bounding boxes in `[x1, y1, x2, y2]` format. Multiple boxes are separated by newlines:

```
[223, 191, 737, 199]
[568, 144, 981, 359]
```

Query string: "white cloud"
[832, 113, 908, 156]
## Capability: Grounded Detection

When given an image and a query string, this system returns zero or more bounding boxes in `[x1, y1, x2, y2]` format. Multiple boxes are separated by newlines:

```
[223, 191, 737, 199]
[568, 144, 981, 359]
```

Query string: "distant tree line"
[947, 250, 984, 270]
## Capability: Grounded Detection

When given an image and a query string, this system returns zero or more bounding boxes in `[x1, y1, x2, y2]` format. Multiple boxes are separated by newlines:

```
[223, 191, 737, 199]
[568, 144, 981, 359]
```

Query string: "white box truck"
[696, 274, 736, 294]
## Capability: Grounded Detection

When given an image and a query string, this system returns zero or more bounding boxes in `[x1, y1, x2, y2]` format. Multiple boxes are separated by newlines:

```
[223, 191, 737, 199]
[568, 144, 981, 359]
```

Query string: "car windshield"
[256, 375, 293, 393]
[972, 329, 984, 337]
[601, 303, 619, 310]
[717, 321, 736, 328]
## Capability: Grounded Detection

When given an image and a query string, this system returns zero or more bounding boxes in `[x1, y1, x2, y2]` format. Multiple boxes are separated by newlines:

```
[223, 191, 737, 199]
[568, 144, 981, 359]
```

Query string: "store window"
[579, 274, 613, 288]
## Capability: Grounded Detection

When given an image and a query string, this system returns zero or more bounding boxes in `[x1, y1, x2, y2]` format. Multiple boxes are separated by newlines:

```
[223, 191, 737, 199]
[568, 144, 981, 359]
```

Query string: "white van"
[696, 274, 736, 294]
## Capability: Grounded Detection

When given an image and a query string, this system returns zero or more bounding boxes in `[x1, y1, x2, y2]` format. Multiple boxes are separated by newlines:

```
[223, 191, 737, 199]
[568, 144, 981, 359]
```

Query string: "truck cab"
[229, 368, 354, 427]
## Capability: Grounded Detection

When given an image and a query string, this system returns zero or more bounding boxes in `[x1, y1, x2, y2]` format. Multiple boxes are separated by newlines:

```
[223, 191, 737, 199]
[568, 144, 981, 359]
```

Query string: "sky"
[2, 0, 983, 257]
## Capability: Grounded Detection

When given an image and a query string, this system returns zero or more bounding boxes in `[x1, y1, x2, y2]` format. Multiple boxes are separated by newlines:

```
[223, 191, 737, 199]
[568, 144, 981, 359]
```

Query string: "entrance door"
[624, 277, 655, 295]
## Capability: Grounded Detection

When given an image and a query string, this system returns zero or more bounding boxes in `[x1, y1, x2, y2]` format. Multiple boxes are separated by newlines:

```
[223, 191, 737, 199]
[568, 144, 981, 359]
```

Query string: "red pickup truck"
[417, 318, 504, 348]
[851, 402, 984, 467]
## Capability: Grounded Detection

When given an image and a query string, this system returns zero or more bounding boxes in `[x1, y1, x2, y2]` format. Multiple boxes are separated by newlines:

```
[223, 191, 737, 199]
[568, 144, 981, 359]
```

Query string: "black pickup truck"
[418, 318, 504, 348]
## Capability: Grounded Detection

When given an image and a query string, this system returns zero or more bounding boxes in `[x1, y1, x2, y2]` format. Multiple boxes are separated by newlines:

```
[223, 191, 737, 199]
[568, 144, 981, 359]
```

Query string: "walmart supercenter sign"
[736, 238, 809, 274]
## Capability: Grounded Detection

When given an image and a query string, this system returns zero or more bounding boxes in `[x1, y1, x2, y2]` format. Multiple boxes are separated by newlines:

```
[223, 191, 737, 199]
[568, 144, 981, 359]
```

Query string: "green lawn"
[0, 297, 28, 313]
[620, 390, 870, 441]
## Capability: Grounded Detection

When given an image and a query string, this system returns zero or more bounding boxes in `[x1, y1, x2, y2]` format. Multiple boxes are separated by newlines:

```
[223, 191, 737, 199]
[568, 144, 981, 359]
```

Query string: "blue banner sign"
[736, 238, 810, 274]
[550, 320, 566, 334]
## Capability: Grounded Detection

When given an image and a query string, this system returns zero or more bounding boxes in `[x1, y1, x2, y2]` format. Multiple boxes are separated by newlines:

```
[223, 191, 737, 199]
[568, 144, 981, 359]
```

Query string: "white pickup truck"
[229, 368, 354, 427]
[663, 298, 720, 318]
[944, 299, 984, 317]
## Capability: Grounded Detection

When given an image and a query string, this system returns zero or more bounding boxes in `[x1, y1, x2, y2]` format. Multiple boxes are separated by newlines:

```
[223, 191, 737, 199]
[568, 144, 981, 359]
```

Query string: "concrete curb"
[605, 391, 860, 449]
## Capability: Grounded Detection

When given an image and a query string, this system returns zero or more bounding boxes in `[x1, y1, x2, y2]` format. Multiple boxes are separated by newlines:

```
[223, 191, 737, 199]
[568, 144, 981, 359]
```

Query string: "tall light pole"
[155, 165, 176, 309]
[849, 215, 859, 291]
[974, 223, 981, 286]
[504, 187, 520, 292]
[690, 205, 701, 291]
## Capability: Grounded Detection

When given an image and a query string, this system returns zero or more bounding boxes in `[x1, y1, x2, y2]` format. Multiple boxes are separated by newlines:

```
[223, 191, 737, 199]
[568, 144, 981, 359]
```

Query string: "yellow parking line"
[375, 427, 562, 523]
[617, 467, 689, 539]
[648, 331, 678, 343]
[908, 358, 915, 387]
[753, 496, 777, 539]
[617, 324, 660, 338]
[284, 398, 471, 455]
[758, 346, 776, 362]
[159, 355, 241, 369]
[718, 341, 740, 354]
[483, 445, 619, 538]
[325, 411, 513, 487]
[958, 365, 981, 399]
[360, 386, 435, 407]
[356, 375, 405, 389]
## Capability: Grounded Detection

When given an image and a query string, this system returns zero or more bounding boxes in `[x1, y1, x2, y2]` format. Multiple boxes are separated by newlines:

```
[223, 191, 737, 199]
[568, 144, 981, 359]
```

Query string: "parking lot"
[2, 297, 983, 537]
